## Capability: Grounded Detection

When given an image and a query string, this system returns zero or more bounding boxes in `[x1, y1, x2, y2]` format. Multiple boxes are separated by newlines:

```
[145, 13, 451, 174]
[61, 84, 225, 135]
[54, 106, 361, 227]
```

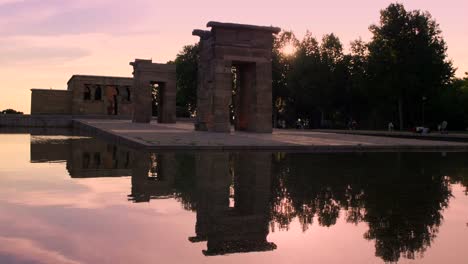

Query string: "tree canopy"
[367, 3, 454, 129]
[173, 3, 463, 130]
[1, 109, 23, 115]
[174, 43, 199, 117]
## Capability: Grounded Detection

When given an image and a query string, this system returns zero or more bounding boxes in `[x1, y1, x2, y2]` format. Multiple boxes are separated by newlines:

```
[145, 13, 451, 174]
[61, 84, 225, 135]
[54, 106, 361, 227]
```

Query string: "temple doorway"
[151, 82, 168, 123]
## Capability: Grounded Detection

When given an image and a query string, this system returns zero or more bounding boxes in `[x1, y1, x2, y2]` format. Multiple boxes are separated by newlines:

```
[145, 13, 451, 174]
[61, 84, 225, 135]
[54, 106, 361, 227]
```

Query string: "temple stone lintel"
[207, 21, 281, 34]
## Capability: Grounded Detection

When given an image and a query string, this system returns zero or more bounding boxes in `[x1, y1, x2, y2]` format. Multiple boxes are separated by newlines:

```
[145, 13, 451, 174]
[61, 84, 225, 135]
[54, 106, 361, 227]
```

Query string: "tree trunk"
[272, 106, 277, 128]
[398, 97, 404, 131]
[320, 109, 325, 128]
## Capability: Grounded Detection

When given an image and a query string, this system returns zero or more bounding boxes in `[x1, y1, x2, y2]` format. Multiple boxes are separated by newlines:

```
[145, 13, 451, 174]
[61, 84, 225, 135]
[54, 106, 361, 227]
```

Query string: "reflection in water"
[30, 137, 468, 262]
[129, 152, 176, 202]
[271, 153, 452, 262]
[189, 153, 276, 255]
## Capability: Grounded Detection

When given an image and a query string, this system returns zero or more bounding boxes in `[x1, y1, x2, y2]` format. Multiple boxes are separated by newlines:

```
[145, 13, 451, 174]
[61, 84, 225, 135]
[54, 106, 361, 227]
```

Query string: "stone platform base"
[72, 119, 468, 152]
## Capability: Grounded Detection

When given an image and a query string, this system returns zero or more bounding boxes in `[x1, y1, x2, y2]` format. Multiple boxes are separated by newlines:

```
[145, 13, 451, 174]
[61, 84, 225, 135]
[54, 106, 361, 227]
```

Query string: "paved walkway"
[74, 119, 468, 151]
[314, 129, 468, 141]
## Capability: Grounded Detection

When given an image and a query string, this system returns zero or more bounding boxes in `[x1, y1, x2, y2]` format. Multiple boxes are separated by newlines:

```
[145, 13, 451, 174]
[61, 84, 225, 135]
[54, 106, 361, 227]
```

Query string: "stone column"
[130, 150, 151, 202]
[212, 59, 232, 132]
[190, 152, 231, 244]
[235, 63, 256, 131]
[159, 80, 177, 123]
[131, 62, 152, 123]
[202, 152, 276, 255]
[253, 62, 273, 133]
[193, 31, 214, 131]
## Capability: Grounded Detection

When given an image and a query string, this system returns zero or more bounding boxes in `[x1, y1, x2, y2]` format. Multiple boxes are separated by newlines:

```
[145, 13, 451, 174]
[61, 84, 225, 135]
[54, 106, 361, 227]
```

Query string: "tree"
[431, 73, 468, 130]
[320, 34, 349, 126]
[286, 31, 321, 126]
[1, 109, 23, 115]
[272, 31, 299, 127]
[347, 39, 369, 124]
[287, 33, 347, 128]
[174, 43, 200, 117]
[367, 3, 454, 130]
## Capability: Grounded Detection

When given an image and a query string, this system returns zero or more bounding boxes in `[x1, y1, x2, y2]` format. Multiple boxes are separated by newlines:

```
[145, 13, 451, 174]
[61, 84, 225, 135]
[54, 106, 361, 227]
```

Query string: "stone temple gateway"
[130, 59, 176, 124]
[193, 22, 281, 133]
[30, 21, 279, 133]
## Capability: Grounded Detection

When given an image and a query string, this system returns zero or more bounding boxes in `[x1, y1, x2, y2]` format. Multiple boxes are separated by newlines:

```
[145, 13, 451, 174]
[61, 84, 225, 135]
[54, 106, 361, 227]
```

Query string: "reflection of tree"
[270, 153, 363, 231]
[172, 153, 197, 211]
[359, 154, 451, 262]
[270, 152, 452, 262]
[134, 151, 458, 261]
[450, 171, 468, 195]
[270, 153, 297, 231]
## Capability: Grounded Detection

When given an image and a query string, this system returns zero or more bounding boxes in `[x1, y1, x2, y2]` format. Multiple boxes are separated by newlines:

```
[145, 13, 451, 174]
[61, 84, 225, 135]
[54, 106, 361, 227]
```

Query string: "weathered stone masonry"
[193, 22, 280, 133]
[68, 75, 133, 116]
[30, 89, 72, 115]
[29, 21, 278, 132]
[31, 75, 134, 117]
[130, 59, 176, 123]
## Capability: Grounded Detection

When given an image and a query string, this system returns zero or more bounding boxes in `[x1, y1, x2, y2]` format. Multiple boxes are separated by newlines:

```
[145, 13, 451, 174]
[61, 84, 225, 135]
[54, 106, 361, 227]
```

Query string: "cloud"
[0, 0, 158, 36]
[0, 0, 22, 4]
[0, 177, 133, 209]
[0, 236, 81, 264]
[0, 46, 90, 65]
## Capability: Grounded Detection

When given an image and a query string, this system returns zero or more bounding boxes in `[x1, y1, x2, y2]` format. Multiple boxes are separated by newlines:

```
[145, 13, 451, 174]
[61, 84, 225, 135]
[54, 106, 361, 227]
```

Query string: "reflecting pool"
[0, 133, 467, 264]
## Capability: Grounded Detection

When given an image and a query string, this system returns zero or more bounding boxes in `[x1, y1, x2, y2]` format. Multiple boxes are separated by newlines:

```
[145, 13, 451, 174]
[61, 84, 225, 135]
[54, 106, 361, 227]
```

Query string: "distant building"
[31, 75, 134, 117]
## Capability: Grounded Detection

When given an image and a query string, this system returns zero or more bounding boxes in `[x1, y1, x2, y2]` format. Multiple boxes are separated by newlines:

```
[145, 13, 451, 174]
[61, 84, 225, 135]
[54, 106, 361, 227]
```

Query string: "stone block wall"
[0, 115, 73, 127]
[31, 89, 72, 115]
[67, 75, 133, 116]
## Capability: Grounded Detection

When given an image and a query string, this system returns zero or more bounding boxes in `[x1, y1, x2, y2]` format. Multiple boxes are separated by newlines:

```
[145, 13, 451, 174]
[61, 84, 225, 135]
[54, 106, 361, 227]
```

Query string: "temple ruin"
[190, 152, 276, 255]
[31, 75, 134, 116]
[30, 21, 280, 132]
[130, 59, 176, 123]
[30, 61, 176, 124]
[193, 22, 280, 133]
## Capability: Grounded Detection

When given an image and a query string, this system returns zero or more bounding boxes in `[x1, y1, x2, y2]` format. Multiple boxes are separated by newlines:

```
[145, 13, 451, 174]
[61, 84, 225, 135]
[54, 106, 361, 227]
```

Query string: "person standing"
[441, 120, 448, 134]
[388, 122, 394, 132]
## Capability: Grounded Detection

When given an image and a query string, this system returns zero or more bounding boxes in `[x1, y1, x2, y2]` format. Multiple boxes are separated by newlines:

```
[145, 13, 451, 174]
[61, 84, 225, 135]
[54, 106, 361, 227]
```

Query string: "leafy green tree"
[287, 33, 348, 128]
[321, 34, 349, 126]
[287, 32, 322, 126]
[1, 109, 23, 115]
[430, 73, 468, 130]
[272, 31, 299, 127]
[347, 39, 369, 124]
[367, 3, 454, 130]
[174, 43, 199, 117]
[172, 3, 457, 130]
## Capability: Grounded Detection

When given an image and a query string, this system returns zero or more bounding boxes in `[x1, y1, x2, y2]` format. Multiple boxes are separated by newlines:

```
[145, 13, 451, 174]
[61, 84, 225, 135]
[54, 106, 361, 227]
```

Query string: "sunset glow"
[281, 43, 297, 56]
[0, 0, 467, 113]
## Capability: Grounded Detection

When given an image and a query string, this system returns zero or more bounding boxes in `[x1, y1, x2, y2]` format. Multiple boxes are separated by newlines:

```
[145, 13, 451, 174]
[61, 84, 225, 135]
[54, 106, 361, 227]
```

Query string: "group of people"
[387, 121, 448, 134]
[291, 118, 449, 133]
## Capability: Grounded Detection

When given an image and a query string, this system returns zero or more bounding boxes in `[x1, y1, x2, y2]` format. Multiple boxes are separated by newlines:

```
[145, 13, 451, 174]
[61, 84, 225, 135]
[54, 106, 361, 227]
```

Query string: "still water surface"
[0, 133, 467, 264]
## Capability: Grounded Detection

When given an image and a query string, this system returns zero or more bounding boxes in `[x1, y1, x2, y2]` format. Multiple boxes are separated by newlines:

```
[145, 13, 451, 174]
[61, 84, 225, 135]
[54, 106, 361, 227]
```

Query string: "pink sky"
[0, 0, 467, 113]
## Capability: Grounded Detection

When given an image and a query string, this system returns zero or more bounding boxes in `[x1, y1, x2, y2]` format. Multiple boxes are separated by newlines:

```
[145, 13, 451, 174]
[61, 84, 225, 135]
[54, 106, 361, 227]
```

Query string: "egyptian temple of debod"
[11, 21, 468, 151]
[30, 21, 281, 133]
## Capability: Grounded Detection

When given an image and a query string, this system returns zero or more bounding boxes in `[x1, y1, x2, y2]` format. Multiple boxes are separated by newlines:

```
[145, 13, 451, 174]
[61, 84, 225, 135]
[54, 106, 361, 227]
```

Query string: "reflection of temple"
[31, 137, 277, 255]
[30, 138, 176, 201]
[30, 136, 468, 261]
[31, 137, 132, 178]
[68, 139, 132, 178]
[128, 152, 176, 202]
[189, 152, 276, 255]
